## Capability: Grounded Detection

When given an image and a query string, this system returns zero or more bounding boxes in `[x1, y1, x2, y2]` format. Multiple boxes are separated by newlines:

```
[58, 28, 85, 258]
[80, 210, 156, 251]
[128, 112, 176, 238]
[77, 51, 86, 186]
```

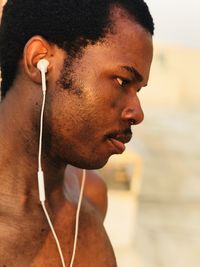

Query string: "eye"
[116, 77, 131, 88]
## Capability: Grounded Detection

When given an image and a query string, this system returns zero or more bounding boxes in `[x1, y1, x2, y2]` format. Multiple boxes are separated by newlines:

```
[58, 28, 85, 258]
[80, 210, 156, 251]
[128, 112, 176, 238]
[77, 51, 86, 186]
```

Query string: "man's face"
[45, 10, 153, 169]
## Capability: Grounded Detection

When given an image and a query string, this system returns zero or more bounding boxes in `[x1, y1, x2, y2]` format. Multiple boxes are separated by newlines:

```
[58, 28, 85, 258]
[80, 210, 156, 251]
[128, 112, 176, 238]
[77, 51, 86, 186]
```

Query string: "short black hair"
[0, 0, 154, 98]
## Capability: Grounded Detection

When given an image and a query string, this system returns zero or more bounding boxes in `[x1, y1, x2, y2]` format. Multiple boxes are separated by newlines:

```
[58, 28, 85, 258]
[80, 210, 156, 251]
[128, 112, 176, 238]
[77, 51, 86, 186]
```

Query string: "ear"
[23, 36, 53, 84]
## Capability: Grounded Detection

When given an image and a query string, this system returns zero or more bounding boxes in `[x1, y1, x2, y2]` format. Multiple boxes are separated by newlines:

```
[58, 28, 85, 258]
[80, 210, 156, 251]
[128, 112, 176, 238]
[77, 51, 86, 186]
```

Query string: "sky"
[146, 0, 200, 48]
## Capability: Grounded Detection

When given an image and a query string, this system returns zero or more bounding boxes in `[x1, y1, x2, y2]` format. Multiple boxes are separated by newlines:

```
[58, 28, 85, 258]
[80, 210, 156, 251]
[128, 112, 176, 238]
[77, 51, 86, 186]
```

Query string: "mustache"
[106, 128, 133, 144]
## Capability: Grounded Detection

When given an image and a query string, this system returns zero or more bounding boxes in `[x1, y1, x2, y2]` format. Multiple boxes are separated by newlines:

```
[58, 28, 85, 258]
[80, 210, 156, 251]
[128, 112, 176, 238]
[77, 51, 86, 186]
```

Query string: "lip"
[114, 132, 132, 144]
[108, 138, 126, 154]
[106, 128, 132, 154]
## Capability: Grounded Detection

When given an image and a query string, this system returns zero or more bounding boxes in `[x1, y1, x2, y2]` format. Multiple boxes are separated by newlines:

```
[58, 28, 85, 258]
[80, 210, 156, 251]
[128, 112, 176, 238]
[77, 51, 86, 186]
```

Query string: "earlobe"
[23, 36, 52, 84]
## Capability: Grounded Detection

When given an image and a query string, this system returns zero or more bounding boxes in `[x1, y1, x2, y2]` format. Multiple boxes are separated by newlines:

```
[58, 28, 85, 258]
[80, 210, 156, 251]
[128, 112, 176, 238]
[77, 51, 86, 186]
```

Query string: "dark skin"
[0, 7, 153, 266]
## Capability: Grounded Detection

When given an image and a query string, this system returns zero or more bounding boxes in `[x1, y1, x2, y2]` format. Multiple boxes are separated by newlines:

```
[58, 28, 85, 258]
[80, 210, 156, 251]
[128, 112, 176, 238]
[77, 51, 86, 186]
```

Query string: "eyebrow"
[121, 65, 144, 83]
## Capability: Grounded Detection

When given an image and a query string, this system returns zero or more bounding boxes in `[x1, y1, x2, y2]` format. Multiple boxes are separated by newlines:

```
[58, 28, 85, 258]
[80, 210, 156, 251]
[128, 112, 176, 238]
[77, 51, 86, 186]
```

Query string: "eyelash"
[116, 77, 131, 88]
[116, 77, 141, 93]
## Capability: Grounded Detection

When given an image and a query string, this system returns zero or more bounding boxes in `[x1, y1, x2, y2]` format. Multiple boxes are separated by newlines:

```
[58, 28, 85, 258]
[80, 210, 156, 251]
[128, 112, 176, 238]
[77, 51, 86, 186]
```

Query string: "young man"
[0, 0, 154, 266]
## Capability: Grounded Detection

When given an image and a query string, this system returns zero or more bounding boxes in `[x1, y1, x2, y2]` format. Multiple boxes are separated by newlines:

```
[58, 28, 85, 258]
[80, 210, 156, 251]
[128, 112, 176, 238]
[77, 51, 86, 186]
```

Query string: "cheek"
[110, 99, 121, 109]
[100, 89, 124, 117]
[93, 79, 123, 110]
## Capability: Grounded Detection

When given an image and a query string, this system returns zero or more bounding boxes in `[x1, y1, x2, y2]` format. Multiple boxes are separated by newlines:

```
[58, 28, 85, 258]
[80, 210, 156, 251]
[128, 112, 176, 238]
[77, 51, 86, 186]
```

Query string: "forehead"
[104, 10, 153, 66]
[72, 8, 153, 84]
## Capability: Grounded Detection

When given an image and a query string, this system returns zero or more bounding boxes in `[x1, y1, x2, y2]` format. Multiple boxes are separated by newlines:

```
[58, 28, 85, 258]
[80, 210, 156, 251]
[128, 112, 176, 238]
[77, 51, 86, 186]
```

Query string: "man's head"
[0, 0, 154, 169]
[0, 0, 154, 98]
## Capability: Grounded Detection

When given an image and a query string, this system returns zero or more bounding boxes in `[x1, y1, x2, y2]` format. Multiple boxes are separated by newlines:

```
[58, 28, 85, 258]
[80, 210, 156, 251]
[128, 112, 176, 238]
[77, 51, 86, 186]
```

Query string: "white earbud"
[37, 58, 49, 74]
[37, 59, 49, 93]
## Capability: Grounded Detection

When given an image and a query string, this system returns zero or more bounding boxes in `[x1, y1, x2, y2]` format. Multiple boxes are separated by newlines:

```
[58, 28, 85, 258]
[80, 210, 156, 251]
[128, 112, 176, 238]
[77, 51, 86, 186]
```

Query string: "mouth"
[106, 129, 132, 154]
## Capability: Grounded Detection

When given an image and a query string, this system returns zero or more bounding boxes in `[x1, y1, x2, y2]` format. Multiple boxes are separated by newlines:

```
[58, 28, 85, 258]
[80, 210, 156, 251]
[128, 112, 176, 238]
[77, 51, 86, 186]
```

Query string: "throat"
[0, 158, 66, 219]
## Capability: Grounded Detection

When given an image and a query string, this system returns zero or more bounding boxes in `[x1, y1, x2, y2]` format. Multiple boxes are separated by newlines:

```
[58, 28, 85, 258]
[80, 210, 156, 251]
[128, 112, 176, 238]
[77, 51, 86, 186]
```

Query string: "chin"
[69, 156, 109, 170]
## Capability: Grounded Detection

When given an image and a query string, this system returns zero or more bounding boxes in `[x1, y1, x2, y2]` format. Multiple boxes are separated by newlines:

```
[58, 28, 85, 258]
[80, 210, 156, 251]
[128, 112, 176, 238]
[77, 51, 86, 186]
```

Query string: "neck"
[0, 87, 66, 217]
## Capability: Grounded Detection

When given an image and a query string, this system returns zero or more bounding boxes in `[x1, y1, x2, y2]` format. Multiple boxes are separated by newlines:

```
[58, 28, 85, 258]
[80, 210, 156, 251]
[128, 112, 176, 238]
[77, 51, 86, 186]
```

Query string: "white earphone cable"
[37, 73, 66, 267]
[37, 62, 85, 267]
[41, 201, 66, 267]
[69, 169, 86, 267]
[38, 83, 46, 172]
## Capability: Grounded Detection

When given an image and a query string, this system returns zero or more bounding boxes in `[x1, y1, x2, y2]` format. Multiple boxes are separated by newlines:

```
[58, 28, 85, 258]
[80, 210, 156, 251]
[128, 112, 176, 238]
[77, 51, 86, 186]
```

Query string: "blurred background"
[1, 1, 200, 266]
[99, 1, 200, 267]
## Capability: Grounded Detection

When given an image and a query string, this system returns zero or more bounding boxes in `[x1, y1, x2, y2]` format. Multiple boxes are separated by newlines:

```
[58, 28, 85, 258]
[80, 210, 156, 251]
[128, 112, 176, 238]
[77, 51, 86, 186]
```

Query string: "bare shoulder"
[64, 165, 108, 220]
[83, 169, 108, 220]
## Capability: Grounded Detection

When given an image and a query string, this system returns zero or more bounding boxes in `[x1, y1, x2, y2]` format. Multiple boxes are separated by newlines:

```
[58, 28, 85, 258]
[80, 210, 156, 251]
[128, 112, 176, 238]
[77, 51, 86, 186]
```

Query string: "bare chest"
[32, 203, 117, 267]
[0, 202, 117, 267]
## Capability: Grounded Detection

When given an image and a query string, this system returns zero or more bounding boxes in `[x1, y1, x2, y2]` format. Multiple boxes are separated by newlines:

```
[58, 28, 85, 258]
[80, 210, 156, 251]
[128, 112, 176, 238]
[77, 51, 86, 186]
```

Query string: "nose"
[121, 96, 144, 125]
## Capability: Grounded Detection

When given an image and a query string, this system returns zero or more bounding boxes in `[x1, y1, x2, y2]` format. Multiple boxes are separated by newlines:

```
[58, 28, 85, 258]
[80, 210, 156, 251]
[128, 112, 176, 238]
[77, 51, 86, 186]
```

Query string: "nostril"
[130, 119, 136, 125]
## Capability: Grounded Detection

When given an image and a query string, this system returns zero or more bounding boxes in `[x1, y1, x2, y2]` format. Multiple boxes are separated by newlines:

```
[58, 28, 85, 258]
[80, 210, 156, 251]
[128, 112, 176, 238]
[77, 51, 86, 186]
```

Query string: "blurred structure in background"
[142, 44, 200, 111]
[98, 151, 143, 266]
[132, 43, 200, 267]
[100, 42, 200, 267]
